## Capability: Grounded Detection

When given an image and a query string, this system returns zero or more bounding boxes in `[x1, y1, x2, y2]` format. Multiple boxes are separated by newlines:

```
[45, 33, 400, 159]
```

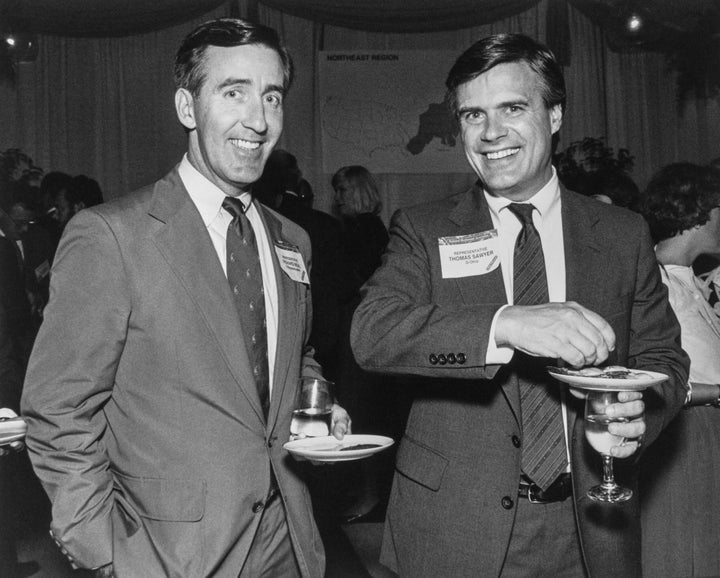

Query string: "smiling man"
[21, 18, 349, 578]
[351, 34, 688, 577]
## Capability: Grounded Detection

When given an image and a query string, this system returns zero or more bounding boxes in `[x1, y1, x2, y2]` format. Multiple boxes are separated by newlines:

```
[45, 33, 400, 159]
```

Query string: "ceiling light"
[627, 13, 643, 32]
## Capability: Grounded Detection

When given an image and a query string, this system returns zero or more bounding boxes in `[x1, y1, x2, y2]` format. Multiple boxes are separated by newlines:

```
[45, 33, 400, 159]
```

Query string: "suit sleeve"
[21, 209, 131, 569]
[351, 208, 504, 380]
[626, 219, 688, 447]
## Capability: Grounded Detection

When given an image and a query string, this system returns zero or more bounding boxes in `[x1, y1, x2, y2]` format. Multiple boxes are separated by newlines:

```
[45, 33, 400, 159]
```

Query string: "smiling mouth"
[230, 138, 261, 151]
[485, 148, 519, 160]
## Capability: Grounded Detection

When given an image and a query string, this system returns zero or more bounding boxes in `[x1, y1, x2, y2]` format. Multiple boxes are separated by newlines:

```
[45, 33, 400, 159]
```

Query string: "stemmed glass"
[584, 390, 638, 503]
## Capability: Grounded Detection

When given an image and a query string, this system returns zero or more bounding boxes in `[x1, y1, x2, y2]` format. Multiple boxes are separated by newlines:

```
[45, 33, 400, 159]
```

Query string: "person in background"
[0, 300, 33, 577]
[332, 165, 389, 286]
[276, 175, 353, 382]
[331, 165, 401, 523]
[71, 174, 104, 209]
[37, 171, 72, 244]
[21, 17, 349, 578]
[636, 162, 720, 578]
[586, 169, 640, 210]
[351, 33, 687, 577]
[253, 148, 301, 210]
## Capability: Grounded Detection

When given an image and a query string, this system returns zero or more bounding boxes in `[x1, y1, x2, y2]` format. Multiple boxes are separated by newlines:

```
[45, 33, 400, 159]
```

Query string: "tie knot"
[222, 196, 247, 219]
[507, 203, 536, 226]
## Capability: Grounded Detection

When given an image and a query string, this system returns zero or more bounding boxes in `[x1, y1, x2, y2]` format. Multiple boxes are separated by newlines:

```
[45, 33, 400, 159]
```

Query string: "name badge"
[438, 230, 500, 278]
[274, 242, 309, 284]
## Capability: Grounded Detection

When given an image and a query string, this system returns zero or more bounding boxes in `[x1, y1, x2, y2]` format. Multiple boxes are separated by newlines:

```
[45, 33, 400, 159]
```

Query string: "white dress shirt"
[178, 155, 279, 394]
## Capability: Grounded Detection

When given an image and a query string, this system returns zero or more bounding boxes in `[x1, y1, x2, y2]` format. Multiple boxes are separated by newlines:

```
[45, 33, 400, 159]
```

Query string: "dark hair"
[589, 169, 640, 209]
[72, 174, 104, 207]
[445, 33, 566, 118]
[174, 18, 294, 97]
[638, 162, 720, 243]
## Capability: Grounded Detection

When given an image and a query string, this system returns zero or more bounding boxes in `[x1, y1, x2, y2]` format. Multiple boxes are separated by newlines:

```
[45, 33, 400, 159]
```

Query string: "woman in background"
[637, 162, 720, 578]
[331, 165, 400, 522]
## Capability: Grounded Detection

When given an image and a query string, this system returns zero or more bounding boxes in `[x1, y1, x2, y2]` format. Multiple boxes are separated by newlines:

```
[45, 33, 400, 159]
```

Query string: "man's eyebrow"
[215, 78, 286, 97]
[216, 77, 251, 91]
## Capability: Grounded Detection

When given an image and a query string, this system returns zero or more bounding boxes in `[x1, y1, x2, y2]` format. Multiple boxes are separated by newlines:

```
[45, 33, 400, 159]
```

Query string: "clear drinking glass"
[290, 377, 334, 438]
[584, 390, 637, 503]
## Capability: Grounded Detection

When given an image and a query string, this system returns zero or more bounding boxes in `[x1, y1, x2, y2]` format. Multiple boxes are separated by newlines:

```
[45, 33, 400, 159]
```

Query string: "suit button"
[457, 353, 466, 364]
[429, 354, 438, 365]
[252, 500, 264, 513]
[438, 354, 447, 365]
[447, 353, 456, 364]
[512, 435, 521, 448]
[501, 496, 514, 509]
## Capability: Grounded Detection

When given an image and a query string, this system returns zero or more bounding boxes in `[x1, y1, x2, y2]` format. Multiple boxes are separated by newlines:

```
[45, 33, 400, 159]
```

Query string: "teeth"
[486, 148, 519, 160]
[230, 139, 261, 150]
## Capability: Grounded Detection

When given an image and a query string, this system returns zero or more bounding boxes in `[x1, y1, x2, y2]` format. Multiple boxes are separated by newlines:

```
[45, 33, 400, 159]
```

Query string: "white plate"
[546, 367, 669, 391]
[0, 417, 27, 446]
[283, 434, 394, 462]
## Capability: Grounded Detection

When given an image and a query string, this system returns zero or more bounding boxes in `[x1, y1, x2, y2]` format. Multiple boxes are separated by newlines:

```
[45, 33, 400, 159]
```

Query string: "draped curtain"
[1, 0, 718, 224]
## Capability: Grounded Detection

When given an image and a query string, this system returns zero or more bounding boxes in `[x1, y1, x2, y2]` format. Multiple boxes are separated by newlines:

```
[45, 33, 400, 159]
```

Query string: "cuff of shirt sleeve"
[486, 304, 515, 365]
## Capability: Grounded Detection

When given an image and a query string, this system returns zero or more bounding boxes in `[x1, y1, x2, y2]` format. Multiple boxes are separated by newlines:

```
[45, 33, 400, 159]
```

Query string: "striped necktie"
[508, 202, 567, 491]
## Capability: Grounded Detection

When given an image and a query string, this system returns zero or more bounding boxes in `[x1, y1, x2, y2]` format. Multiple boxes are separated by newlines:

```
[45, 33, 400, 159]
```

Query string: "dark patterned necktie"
[508, 202, 567, 491]
[222, 196, 270, 419]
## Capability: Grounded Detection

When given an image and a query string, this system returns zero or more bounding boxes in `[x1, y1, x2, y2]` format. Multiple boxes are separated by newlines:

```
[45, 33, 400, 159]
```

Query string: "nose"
[481, 112, 506, 141]
[242, 95, 268, 134]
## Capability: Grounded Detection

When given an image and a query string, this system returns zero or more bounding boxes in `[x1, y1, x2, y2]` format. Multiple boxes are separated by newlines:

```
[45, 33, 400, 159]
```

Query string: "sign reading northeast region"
[319, 51, 468, 174]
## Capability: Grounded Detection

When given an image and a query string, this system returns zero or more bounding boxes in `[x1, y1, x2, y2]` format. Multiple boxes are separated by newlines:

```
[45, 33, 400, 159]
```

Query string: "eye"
[265, 93, 283, 109]
[461, 110, 484, 125]
[507, 104, 524, 114]
[225, 88, 245, 100]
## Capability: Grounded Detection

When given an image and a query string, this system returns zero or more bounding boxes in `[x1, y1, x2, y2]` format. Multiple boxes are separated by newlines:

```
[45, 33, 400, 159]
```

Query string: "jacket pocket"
[114, 472, 206, 522]
[395, 436, 448, 491]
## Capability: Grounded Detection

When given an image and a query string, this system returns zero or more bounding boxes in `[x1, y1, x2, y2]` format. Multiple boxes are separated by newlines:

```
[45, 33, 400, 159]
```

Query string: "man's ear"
[175, 88, 197, 130]
[549, 103, 563, 135]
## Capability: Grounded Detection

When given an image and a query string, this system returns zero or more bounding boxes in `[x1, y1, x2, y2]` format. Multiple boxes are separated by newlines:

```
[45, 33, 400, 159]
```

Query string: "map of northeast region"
[322, 96, 410, 158]
[319, 50, 469, 173]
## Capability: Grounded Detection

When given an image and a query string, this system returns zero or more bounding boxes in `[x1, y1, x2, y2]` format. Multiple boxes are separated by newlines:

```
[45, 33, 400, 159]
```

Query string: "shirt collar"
[484, 167, 561, 223]
[178, 154, 253, 226]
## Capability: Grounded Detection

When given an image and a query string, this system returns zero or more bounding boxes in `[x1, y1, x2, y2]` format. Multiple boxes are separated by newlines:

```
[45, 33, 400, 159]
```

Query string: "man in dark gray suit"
[351, 34, 687, 577]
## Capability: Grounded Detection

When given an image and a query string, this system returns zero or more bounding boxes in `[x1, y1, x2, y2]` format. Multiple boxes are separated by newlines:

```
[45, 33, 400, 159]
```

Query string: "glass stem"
[602, 455, 616, 485]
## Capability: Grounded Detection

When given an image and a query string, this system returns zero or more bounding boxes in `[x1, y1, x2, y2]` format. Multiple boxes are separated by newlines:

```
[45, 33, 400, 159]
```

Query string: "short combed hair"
[638, 162, 720, 243]
[445, 33, 566, 118]
[174, 18, 294, 97]
[331, 165, 382, 216]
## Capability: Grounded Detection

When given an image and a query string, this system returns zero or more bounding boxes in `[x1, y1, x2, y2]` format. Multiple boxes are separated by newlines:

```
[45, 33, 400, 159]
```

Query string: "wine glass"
[584, 390, 638, 503]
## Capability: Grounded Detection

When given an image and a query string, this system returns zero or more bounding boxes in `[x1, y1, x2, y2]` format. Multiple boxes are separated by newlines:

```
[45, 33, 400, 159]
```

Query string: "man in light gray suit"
[22, 18, 349, 578]
[351, 34, 687, 577]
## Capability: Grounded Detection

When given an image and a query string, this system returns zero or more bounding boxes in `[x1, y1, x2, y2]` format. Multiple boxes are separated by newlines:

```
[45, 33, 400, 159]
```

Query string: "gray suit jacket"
[21, 167, 325, 577]
[351, 184, 688, 578]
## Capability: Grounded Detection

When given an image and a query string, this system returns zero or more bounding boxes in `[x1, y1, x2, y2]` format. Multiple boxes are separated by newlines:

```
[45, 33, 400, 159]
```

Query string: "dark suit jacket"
[21, 167, 325, 577]
[351, 184, 688, 578]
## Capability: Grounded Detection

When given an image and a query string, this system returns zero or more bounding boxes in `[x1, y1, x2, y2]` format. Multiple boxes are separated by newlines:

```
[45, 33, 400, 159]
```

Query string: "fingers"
[330, 403, 352, 439]
[499, 302, 616, 367]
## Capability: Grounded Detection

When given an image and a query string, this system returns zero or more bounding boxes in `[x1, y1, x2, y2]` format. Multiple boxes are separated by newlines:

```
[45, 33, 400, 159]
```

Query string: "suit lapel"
[561, 188, 605, 433]
[148, 169, 265, 422]
[255, 205, 304, 430]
